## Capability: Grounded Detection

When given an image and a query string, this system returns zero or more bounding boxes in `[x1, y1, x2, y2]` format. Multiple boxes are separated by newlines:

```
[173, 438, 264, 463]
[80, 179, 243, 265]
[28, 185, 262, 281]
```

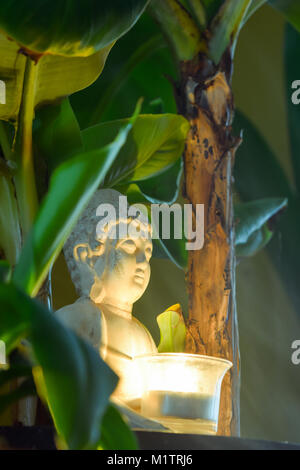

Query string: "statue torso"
[56, 297, 157, 404]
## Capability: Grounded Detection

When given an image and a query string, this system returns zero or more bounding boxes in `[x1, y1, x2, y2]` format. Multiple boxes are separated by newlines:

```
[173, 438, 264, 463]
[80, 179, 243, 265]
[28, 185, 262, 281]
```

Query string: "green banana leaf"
[209, 0, 252, 64]
[0, 0, 149, 57]
[117, 160, 183, 206]
[71, 14, 177, 128]
[33, 99, 83, 175]
[99, 405, 138, 450]
[235, 198, 288, 257]
[137, 158, 183, 204]
[157, 305, 186, 353]
[0, 33, 113, 122]
[82, 114, 190, 187]
[0, 282, 117, 450]
[236, 224, 273, 258]
[13, 103, 141, 297]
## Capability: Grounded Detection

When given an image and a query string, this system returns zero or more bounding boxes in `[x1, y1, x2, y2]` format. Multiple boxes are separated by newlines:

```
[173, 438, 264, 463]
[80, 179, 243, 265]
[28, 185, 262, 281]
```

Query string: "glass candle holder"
[134, 353, 232, 435]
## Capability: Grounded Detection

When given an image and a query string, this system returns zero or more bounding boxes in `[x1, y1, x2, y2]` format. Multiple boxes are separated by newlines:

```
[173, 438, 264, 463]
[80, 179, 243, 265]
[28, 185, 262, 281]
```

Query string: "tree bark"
[176, 51, 240, 436]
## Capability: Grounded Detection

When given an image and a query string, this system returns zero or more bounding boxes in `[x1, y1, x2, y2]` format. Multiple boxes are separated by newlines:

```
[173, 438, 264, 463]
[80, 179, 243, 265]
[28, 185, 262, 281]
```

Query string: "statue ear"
[73, 243, 91, 265]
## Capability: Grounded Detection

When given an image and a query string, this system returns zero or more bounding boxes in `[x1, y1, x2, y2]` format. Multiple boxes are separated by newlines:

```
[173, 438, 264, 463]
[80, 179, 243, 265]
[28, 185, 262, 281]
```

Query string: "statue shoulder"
[132, 316, 157, 354]
[55, 298, 103, 350]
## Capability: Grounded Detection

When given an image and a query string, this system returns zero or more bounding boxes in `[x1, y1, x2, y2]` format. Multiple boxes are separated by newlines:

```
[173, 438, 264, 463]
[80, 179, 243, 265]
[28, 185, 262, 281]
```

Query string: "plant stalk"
[14, 56, 39, 237]
[176, 52, 240, 435]
[149, 0, 205, 62]
[151, 0, 241, 436]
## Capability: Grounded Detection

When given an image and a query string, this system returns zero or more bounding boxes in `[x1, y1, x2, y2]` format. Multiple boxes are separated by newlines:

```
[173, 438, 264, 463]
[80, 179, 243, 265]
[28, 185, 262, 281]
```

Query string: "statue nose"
[136, 250, 147, 264]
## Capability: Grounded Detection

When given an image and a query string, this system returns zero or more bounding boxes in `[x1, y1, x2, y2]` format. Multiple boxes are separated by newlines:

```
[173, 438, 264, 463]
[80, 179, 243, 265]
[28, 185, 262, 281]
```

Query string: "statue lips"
[134, 269, 145, 284]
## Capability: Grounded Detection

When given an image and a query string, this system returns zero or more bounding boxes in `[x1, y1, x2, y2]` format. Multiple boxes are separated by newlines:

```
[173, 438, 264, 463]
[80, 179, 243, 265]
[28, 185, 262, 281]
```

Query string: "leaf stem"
[0, 175, 22, 265]
[14, 57, 39, 236]
[0, 125, 22, 265]
[186, 0, 207, 28]
[0, 122, 13, 160]
[149, 0, 205, 62]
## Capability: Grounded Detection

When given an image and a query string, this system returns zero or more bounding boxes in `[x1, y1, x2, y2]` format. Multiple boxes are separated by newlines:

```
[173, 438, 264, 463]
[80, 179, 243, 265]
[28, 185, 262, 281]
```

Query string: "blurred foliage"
[0, 33, 113, 123]
[0, 0, 149, 57]
[0, 282, 117, 449]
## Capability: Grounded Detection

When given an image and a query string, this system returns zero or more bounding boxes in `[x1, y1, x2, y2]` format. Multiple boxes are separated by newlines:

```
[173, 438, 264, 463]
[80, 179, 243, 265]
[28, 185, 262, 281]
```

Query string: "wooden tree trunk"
[176, 52, 240, 436]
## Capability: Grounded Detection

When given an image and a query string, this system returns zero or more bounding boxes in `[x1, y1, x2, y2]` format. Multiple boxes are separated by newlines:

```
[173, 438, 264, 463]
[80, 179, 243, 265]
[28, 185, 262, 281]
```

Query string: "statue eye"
[119, 239, 136, 254]
[145, 246, 152, 260]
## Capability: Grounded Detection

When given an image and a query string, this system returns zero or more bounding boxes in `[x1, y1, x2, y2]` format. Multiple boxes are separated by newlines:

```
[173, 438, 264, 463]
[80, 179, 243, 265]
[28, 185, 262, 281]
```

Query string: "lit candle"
[135, 353, 232, 435]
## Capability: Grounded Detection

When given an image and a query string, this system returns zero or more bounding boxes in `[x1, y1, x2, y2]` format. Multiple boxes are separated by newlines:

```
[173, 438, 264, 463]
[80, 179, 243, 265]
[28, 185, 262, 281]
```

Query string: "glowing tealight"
[134, 353, 232, 434]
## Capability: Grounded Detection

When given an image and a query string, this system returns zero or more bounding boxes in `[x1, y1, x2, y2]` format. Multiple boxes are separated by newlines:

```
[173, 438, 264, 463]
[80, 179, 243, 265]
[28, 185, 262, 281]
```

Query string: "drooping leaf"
[118, 158, 183, 205]
[235, 198, 287, 257]
[209, 0, 252, 64]
[0, 33, 113, 122]
[157, 304, 186, 353]
[0, 0, 149, 57]
[269, 0, 300, 32]
[13, 103, 141, 296]
[33, 99, 83, 174]
[0, 282, 117, 450]
[82, 114, 189, 187]
[285, 23, 300, 192]
[235, 198, 288, 246]
[236, 223, 273, 257]
[117, 160, 182, 206]
[137, 158, 183, 204]
[98, 405, 138, 450]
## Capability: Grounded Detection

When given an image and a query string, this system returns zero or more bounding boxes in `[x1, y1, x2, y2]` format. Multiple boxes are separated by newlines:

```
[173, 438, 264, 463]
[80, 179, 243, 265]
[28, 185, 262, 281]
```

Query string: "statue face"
[93, 223, 152, 305]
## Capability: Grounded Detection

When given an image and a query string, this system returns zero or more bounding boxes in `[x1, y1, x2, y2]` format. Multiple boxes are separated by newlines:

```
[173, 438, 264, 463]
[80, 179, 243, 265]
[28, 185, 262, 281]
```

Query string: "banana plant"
[0, 0, 299, 449]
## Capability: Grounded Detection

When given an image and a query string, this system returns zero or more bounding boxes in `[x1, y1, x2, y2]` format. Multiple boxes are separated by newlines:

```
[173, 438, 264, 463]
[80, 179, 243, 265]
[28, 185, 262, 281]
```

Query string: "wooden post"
[176, 52, 241, 436]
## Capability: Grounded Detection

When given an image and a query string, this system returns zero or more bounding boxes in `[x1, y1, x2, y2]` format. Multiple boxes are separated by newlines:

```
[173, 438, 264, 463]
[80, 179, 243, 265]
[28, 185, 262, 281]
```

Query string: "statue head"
[64, 189, 152, 308]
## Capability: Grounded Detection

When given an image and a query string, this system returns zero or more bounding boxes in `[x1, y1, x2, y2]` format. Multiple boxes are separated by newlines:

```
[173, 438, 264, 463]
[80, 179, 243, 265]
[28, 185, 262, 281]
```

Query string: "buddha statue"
[56, 189, 157, 408]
